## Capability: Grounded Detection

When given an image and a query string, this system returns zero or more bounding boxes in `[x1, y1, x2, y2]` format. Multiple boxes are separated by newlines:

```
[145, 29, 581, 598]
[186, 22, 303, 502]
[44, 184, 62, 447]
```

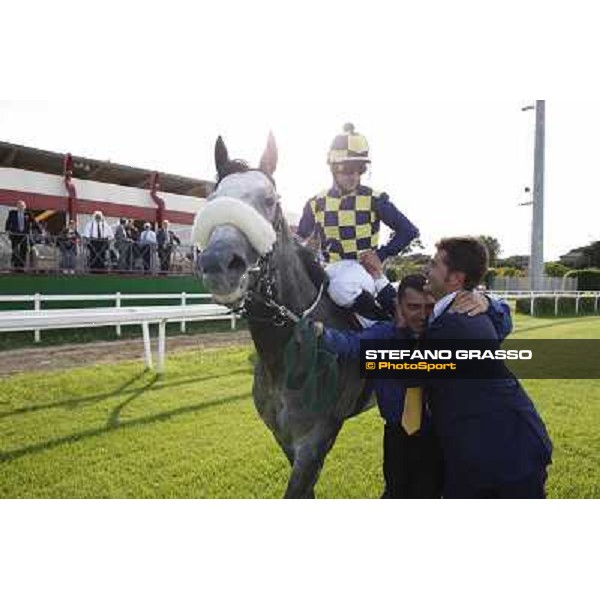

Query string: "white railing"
[0, 304, 235, 374]
[0, 293, 238, 342]
[491, 290, 600, 316]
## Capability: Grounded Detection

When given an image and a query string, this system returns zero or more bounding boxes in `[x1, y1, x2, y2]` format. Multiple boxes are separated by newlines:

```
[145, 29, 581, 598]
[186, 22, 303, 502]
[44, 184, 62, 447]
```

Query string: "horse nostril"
[228, 254, 247, 272]
[199, 251, 223, 275]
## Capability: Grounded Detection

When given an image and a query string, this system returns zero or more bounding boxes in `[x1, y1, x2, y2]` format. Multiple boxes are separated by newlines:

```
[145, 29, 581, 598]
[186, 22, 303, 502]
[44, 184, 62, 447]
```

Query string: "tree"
[478, 235, 502, 267]
[497, 255, 529, 270]
[383, 238, 428, 282]
[583, 241, 600, 268]
[544, 262, 569, 277]
[560, 241, 600, 269]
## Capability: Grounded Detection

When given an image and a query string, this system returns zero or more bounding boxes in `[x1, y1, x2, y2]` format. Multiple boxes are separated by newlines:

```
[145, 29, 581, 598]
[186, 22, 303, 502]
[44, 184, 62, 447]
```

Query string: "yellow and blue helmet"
[327, 123, 370, 165]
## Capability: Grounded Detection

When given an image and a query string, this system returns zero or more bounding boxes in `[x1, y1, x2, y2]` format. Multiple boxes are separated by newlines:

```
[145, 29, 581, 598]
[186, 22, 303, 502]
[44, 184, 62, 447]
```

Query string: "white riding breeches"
[326, 260, 375, 307]
[325, 260, 378, 328]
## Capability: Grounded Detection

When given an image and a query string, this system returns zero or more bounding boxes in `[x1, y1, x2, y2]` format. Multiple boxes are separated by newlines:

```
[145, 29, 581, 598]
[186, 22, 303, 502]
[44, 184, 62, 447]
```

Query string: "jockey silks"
[297, 184, 419, 263]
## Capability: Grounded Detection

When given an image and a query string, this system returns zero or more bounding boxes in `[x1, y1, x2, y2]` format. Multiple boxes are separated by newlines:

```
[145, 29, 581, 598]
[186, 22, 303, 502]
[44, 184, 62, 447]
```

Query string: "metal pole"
[180, 292, 187, 333]
[530, 100, 545, 290]
[157, 320, 166, 374]
[34, 293, 41, 343]
[142, 322, 153, 370]
[115, 292, 121, 337]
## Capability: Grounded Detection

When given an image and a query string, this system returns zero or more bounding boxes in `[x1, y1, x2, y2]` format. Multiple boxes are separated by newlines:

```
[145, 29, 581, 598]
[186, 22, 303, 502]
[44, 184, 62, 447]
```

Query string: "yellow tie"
[401, 388, 423, 435]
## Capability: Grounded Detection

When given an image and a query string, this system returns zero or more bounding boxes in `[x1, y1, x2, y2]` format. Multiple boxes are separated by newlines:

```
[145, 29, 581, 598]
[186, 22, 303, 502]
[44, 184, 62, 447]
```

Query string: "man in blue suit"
[417, 237, 552, 498]
[321, 265, 513, 498]
[321, 237, 552, 498]
[4, 200, 40, 271]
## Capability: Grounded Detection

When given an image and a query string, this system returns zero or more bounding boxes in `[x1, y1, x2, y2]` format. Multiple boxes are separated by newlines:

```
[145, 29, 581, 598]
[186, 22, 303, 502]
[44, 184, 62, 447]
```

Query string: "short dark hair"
[397, 273, 428, 301]
[436, 237, 488, 290]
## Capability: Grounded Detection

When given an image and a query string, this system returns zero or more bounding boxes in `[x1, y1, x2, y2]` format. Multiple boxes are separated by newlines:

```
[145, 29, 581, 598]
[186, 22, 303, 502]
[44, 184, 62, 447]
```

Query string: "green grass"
[0, 314, 599, 498]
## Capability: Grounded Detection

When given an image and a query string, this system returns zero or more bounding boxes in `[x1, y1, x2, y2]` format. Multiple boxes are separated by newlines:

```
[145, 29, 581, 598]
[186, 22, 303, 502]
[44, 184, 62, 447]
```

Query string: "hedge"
[516, 295, 600, 316]
[569, 269, 600, 291]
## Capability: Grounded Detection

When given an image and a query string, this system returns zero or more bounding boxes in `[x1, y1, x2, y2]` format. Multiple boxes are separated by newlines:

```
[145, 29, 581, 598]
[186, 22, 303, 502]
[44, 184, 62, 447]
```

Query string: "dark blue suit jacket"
[419, 310, 553, 496]
[5, 210, 39, 236]
[323, 295, 512, 425]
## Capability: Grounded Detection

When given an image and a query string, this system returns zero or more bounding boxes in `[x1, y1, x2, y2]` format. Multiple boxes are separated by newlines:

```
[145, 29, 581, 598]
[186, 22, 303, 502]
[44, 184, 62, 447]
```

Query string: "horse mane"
[216, 160, 277, 189]
[216, 159, 251, 185]
[294, 238, 327, 289]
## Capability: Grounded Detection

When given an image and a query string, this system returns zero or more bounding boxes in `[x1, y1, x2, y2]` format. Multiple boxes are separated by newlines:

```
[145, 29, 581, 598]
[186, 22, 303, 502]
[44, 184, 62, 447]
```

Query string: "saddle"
[295, 242, 388, 330]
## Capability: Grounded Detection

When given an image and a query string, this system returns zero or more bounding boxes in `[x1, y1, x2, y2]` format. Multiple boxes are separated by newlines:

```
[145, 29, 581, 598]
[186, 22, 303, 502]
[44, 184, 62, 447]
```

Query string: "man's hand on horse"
[450, 290, 490, 316]
[308, 319, 325, 338]
[359, 250, 383, 278]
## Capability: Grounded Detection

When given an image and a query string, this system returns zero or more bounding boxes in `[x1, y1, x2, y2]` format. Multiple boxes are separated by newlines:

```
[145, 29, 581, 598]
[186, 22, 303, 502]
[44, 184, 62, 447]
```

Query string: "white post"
[157, 319, 166, 374]
[180, 292, 187, 333]
[530, 293, 535, 316]
[575, 293, 580, 315]
[595, 294, 599, 314]
[116, 292, 122, 337]
[555, 294, 559, 316]
[34, 293, 41, 343]
[142, 321, 153, 370]
[230, 312, 236, 330]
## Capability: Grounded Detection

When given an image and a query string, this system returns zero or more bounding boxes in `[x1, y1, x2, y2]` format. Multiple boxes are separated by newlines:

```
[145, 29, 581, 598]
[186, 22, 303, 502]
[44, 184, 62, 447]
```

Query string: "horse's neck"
[249, 229, 319, 375]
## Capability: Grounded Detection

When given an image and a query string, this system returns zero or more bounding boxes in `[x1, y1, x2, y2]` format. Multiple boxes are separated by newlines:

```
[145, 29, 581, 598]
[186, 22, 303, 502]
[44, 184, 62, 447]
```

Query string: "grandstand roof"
[0, 140, 214, 198]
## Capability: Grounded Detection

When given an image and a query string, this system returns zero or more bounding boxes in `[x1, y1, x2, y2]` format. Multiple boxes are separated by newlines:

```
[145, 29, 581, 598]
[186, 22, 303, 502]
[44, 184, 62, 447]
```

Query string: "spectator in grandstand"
[157, 220, 181, 272]
[4, 200, 40, 272]
[58, 219, 80, 273]
[83, 211, 113, 271]
[139, 222, 157, 272]
[126, 219, 141, 270]
[115, 217, 133, 271]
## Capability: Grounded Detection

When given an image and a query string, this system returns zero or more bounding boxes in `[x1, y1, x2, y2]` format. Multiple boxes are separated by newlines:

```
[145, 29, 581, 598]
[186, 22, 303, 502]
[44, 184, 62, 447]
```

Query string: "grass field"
[1, 313, 599, 498]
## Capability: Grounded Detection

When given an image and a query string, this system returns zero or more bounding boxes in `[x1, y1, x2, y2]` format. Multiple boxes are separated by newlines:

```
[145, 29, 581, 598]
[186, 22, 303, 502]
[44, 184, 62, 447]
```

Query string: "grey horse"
[195, 133, 373, 498]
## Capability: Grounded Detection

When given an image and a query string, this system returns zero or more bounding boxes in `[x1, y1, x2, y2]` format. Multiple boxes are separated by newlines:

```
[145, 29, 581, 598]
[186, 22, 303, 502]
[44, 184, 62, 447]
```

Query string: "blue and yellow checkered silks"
[309, 185, 381, 262]
[327, 123, 370, 164]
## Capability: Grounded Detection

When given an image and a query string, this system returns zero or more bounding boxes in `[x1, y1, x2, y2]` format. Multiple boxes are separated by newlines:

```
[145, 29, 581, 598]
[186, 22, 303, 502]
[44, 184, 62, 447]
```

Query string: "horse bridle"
[210, 169, 324, 327]
[232, 208, 325, 328]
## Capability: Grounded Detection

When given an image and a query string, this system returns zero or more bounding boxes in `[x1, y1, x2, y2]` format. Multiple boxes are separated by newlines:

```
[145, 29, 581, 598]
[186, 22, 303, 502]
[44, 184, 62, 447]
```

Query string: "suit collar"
[430, 291, 459, 324]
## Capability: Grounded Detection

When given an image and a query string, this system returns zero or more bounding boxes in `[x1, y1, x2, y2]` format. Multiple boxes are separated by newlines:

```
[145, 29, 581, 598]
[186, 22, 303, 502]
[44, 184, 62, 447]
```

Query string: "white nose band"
[192, 196, 277, 256]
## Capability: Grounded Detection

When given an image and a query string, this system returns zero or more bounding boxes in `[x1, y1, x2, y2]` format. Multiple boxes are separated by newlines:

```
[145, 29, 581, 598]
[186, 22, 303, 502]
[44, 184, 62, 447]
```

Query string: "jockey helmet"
[327, 123, 370, 165]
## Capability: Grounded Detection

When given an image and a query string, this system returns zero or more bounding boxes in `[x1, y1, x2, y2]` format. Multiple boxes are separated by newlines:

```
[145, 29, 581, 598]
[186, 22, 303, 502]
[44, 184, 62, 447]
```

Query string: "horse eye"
[265, 197, 276, 208]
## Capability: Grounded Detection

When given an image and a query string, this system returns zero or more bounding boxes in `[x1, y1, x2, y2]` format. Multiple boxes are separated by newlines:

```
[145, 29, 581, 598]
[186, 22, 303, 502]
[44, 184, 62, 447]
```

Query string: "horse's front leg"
[284, 419, 342, 499]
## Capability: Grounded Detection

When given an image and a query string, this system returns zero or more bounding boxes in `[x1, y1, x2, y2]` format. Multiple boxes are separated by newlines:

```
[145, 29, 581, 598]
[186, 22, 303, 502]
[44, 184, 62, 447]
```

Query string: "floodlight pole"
[522, 101, 545, 290]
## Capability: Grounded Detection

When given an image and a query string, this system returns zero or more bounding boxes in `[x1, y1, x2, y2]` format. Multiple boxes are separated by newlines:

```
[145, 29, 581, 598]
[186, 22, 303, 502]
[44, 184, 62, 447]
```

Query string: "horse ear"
[259, 131, 278, 177]
[215, 136, 230, 179]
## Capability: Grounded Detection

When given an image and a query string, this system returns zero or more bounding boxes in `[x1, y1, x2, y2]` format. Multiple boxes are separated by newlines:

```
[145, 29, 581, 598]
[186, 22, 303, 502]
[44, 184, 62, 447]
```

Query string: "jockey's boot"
[350, 290, 390, 321]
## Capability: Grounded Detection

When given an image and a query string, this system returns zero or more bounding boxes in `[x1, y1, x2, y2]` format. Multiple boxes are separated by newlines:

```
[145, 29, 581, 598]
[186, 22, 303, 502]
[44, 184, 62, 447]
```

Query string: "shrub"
[569, 269, 600, 291]
[516, 295, 599, 316]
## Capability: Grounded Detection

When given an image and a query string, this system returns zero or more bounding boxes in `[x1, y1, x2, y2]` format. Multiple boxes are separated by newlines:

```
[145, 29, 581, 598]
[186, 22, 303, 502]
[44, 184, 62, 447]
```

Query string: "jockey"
[296, 123, 419, 323]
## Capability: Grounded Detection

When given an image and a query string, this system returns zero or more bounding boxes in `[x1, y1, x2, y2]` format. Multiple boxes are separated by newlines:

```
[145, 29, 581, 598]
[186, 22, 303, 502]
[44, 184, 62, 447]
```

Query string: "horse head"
[194, 133, 281, 305]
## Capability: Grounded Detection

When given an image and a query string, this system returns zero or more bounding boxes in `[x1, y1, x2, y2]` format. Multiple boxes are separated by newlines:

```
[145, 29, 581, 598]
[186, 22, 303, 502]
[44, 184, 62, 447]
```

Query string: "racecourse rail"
[0, 290, 599, 373]
[0, 293, 237, 373]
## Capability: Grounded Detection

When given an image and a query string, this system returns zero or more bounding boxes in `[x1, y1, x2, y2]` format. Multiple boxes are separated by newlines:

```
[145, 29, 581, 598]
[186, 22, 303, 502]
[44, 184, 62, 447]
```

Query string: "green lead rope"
[284, 317, 338, 414]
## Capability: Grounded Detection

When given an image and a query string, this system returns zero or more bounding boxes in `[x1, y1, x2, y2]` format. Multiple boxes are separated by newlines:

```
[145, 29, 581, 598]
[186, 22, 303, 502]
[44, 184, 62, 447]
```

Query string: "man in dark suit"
[156, 220, 181, 273]
[418, 237, 552, 498]
[320, 237, 551, 498]
[4, 200, 40, 271]
[321, 267, 513, 498]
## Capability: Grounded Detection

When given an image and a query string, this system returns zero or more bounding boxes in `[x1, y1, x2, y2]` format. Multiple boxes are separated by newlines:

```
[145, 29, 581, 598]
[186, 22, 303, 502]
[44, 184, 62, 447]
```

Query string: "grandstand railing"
[0, 231, 199, 275]
[0, 293, 239, 342]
